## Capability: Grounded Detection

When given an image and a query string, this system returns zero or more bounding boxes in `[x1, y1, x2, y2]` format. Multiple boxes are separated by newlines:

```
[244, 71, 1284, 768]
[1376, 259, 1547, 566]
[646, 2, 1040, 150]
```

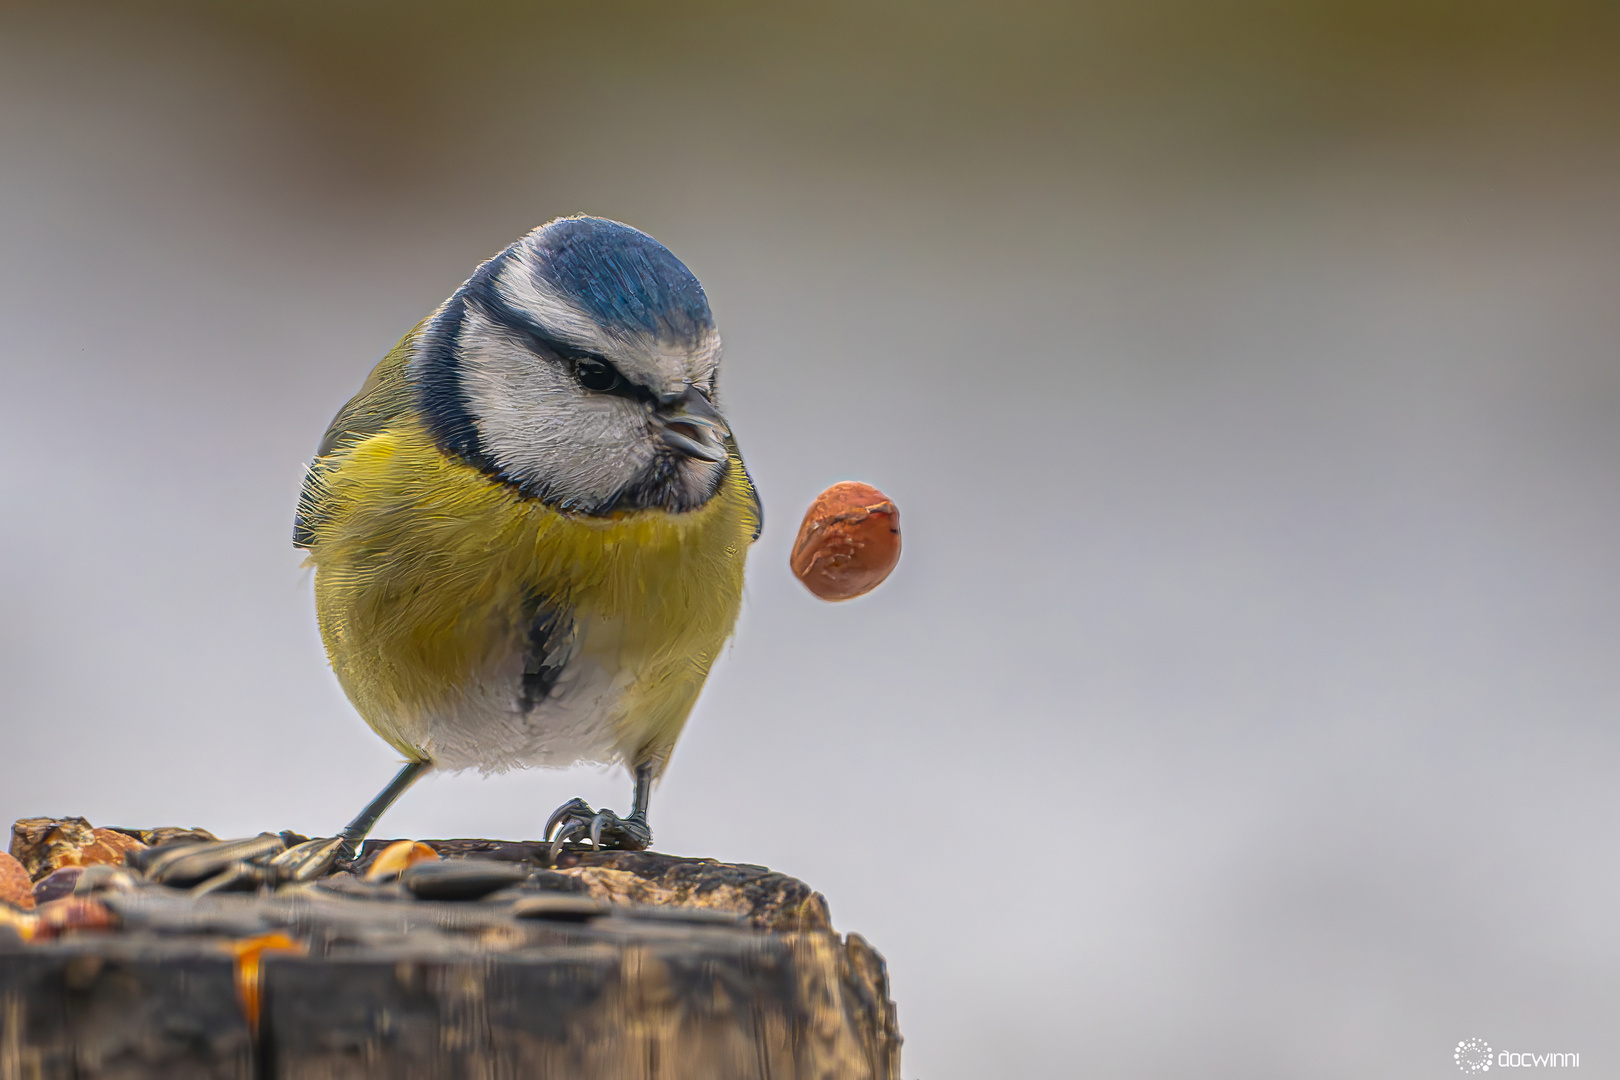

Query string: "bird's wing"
[293, 326, 422, 549]
[725, 434, 764, 543]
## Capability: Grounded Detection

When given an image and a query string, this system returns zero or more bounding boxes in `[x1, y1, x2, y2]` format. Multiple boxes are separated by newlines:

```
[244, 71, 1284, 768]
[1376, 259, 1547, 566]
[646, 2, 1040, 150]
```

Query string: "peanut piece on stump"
[0, 850, 34, 910]
[9, 817, 147, 881]
[791, 482, 901, 601]
[365, 840, 440, 881]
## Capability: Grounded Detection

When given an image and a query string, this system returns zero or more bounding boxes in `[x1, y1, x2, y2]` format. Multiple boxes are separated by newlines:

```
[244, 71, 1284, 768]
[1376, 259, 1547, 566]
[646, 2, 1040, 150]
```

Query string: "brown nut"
[0, 851, 34, 911]
[8, 818, 147, 882]
[791, 481, 901, 601]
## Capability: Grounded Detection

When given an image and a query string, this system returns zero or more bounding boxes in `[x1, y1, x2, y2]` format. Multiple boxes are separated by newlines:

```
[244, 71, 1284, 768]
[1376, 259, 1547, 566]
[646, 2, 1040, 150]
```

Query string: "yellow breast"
[301, 417, 758, 772]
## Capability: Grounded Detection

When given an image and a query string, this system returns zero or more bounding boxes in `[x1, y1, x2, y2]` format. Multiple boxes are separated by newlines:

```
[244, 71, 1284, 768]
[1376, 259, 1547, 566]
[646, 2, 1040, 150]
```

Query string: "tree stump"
[1, 818, 901, 1079]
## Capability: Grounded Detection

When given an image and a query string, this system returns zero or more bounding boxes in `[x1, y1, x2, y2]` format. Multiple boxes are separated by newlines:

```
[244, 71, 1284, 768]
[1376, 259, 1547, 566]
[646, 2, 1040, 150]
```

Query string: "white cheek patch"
[457, 309, 654, 509]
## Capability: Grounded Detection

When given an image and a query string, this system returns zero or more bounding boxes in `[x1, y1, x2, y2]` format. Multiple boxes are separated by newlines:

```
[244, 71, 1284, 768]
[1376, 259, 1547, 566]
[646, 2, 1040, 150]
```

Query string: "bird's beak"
[654, 386, 730, 463]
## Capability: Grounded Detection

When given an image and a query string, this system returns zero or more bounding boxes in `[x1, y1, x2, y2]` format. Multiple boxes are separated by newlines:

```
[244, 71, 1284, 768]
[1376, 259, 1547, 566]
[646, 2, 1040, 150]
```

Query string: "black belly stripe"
[520, 602, 576, 714]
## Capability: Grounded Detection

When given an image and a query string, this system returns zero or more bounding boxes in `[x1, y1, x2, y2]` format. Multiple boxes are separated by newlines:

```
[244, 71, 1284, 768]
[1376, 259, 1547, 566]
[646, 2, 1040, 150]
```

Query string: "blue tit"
[294, 215, 762, 859]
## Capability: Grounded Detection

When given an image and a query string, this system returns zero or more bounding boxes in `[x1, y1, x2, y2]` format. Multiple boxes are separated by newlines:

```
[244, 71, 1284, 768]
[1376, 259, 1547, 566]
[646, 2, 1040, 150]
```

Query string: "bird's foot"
[545, 797, 652, 861]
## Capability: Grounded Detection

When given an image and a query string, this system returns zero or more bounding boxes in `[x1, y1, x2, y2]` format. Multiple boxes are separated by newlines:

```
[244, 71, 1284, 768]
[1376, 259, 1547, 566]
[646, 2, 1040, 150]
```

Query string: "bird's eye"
[575, 360, 622, 393]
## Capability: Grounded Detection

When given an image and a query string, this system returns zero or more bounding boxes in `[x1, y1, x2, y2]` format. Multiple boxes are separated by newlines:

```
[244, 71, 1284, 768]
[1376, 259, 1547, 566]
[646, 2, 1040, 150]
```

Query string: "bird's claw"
[544, 798, 594, 842]
[547, 819, 589, 863]
[545, 799, 652, 863]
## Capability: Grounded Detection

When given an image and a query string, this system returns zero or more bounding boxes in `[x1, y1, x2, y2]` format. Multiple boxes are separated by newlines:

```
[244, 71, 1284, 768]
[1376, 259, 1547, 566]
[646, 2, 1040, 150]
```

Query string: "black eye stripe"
[474, 292, 665, 404]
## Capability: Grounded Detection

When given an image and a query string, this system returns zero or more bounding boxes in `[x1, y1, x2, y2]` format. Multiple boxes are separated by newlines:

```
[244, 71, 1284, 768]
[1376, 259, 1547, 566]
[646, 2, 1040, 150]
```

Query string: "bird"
[293, 215, 761, 862]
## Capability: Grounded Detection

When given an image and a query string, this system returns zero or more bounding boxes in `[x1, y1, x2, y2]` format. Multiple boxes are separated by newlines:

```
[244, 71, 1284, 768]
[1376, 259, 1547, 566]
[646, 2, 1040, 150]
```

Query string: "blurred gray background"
[3, 2, 1618, 1076]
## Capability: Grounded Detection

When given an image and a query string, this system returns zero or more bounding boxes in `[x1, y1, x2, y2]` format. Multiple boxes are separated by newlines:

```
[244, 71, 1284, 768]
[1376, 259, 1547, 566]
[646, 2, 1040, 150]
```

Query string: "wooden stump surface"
[1, 818, 901, 1080]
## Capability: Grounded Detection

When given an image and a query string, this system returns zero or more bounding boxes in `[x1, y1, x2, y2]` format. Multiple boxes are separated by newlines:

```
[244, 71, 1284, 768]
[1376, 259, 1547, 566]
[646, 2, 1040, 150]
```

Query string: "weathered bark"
[1, 821, 901, 1080]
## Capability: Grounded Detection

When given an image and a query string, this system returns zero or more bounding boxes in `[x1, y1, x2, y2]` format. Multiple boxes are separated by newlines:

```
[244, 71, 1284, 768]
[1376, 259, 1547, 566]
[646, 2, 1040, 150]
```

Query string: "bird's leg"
[546, 764, 654, 861]
[336, 760, 429, 861]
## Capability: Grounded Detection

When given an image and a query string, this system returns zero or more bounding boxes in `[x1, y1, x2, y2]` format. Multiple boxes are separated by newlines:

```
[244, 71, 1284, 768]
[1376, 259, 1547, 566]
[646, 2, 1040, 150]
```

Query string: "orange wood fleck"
[229, 931, 307, 1032]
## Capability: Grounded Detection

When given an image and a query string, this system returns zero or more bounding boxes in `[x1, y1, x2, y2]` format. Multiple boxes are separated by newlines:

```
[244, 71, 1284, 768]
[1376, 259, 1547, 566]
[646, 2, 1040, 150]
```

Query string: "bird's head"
[415, 215, 732, 515]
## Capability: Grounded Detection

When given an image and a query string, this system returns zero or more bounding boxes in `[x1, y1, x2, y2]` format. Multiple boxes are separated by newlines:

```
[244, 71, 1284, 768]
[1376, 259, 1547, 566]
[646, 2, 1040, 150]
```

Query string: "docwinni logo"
[1456, 1039, 1493, 1074]
[1497, 1052, 1580, 1069]
[1455, 1039, 1581, 1072]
